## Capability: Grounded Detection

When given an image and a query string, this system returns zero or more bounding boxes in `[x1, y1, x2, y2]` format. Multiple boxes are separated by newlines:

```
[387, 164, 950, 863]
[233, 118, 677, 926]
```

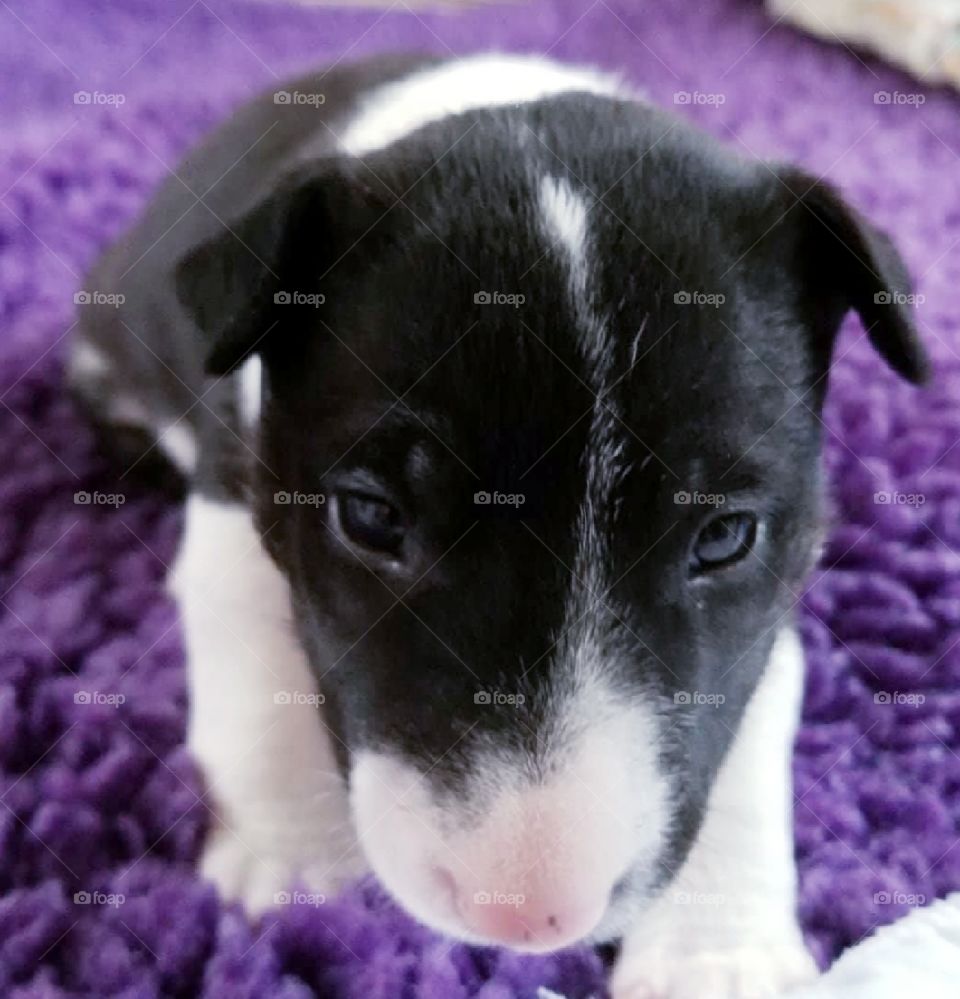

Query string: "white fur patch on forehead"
[338, 54, 626, 157]
[539, 174, 590, 305]
[539, 174, 589, 252]
[538, 173, 630, 701]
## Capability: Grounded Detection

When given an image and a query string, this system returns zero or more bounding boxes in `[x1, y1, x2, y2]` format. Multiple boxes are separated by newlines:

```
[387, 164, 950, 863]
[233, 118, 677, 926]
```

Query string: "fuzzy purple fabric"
[1, 0, 959, 995]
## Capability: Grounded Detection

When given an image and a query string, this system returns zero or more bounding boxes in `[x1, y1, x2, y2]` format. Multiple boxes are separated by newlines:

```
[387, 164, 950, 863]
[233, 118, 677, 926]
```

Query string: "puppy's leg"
[611, 627, 818, 999]
[171, 493, 365, 914]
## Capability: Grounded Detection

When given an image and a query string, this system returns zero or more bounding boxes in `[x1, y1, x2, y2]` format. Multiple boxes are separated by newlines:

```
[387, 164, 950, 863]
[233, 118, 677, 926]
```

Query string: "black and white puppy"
[71, 53, 926, 997]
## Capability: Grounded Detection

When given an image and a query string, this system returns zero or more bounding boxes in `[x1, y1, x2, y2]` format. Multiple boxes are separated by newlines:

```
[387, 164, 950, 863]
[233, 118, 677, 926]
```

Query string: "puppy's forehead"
[377, 205, 771, 455]
[402, 174, 625, 483]
[355, 105, 783, 359]
[323, 97, 807, 488]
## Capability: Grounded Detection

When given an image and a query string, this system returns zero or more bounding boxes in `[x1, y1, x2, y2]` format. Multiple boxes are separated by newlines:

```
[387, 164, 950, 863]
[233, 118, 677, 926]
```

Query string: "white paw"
[611, 940, 818, 999]
[198, 804, 367, 916]
[198, 819, 359, 915]
[194, 750, 366, 916]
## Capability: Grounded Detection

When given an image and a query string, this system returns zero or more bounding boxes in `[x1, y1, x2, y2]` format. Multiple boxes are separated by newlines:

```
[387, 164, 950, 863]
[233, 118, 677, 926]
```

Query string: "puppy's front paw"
[611, 939, 817, 999]
[193, 746, 366, 917]
[199, 816, 361, 915]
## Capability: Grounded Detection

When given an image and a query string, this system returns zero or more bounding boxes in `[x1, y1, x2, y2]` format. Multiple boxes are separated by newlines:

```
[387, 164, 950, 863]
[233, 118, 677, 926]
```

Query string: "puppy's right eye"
[336, 491, 405, 554]
[690, 512, 757, 574]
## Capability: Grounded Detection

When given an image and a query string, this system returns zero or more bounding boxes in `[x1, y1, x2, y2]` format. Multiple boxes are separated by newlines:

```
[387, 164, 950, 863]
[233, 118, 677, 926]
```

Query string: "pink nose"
[444, 874, 608, 951]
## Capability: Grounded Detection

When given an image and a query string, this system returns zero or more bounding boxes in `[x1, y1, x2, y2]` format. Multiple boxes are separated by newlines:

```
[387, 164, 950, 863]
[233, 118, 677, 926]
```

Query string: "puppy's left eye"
[336, 492, 405, 554]
[690, 513, 756, 574]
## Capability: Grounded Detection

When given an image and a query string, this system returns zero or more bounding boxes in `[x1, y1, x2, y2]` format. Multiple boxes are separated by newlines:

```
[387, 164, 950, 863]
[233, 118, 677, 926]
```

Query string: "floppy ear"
[777, 168, 929, 385]
[175, 160, 392, 376]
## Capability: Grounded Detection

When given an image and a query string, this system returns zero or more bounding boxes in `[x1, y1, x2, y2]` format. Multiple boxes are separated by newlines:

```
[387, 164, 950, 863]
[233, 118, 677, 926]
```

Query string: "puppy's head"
[178, 95, 926, 950]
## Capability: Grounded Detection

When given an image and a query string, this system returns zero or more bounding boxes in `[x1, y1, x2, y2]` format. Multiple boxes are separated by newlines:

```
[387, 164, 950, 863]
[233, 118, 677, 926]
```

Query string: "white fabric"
[540, 893, 960, 998]
[786, 893, 960, 999]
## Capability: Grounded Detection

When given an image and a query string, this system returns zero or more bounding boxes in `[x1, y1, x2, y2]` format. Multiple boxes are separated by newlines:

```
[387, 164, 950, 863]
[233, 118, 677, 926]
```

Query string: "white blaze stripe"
[539, 173, 591, 324]
[338, 54, 627, 157]
[538, 174, 625, 666]
[237, 354, 262, 434]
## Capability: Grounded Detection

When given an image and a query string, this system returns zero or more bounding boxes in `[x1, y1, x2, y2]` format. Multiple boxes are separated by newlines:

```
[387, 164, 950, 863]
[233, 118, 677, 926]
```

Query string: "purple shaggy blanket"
[1, 0, 959, 995]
